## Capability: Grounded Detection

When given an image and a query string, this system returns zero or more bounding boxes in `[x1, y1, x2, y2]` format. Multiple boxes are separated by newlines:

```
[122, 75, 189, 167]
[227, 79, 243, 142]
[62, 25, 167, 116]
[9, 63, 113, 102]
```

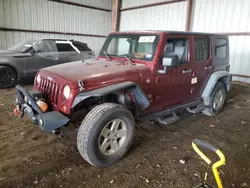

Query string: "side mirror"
[158, 56, 179, 74]
[162, 56, 179, 67]
[29, 47, 36, 56]
[35, 49, 42, 53]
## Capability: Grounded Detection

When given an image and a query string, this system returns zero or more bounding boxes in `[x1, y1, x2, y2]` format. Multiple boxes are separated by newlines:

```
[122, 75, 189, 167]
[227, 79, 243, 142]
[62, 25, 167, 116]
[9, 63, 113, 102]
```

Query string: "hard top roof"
[42, 39, 88, 45]
[111, 30, 228, 37]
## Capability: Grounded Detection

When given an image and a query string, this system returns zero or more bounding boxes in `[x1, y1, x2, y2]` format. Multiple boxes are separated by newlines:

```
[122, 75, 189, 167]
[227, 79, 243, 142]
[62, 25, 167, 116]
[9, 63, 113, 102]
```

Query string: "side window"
[56, 43, 75, 52]
[215, 38, 227, 58]
[194, 37, 210, 61]
[33, 40, 58, 60]
[164, 38, 188, 64]
[73, 43, 90, 51]
[34, 40, 57, 53]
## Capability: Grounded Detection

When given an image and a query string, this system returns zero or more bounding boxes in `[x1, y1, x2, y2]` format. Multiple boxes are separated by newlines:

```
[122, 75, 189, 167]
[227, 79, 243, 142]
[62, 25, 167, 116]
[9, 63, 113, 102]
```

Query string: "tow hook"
[52, 128, 64, 138]
[13, 104, 24, 118]
[32, 117, 37, 124]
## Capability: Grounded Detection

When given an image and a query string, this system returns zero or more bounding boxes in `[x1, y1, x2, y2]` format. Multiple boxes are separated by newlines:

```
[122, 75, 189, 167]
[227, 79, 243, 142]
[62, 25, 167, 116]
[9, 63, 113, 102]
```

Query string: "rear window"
[73, 43, 91, 51]
[215, 38, 227, 58]
[56, 43, 75, 52]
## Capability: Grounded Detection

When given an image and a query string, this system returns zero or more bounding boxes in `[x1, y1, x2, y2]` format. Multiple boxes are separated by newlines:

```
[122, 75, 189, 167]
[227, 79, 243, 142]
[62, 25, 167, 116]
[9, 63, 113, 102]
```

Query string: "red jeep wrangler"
[15, 31, 231, 167]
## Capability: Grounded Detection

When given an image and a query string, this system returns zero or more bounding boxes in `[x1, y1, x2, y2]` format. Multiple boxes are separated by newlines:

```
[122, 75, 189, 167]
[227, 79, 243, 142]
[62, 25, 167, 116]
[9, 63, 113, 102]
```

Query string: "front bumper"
[15, 85, 70, 133]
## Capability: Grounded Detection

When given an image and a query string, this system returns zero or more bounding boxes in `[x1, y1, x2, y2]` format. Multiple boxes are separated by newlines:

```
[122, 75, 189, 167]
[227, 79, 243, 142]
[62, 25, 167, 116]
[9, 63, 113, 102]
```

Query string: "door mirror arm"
[158, 66, 167, 74]
[29, 47, 36, 56]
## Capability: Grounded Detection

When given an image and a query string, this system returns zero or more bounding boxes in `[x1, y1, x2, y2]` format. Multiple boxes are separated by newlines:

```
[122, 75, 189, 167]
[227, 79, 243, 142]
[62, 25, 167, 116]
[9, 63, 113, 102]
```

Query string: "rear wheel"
[203, 81, 226, 116]
[0, 66, 17, 89]
[77, 103, 135, 167]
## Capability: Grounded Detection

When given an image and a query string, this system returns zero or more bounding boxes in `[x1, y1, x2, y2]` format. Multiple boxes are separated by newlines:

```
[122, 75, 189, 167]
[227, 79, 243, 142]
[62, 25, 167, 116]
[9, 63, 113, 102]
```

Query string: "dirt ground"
[0, 82, 250, 188]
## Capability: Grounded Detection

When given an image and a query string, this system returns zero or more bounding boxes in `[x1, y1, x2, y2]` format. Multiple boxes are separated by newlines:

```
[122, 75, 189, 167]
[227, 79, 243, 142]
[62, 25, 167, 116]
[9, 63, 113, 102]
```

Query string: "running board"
[157, 112, 180, 125]
[138, 99, 202, 121]
[186, 105, 205, 114]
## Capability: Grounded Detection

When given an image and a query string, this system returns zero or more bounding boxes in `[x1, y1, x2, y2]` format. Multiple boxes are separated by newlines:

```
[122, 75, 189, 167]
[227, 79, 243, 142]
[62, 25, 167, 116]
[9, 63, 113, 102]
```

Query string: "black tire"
[203, 81, 226, 116]
[0, 66, 17, 89]
[77, 103, 135, 167]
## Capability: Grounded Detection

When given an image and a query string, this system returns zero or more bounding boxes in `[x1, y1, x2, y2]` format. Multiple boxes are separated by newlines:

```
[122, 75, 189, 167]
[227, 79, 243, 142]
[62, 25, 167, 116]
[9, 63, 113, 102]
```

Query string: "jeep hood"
[41, 59, 151, 88]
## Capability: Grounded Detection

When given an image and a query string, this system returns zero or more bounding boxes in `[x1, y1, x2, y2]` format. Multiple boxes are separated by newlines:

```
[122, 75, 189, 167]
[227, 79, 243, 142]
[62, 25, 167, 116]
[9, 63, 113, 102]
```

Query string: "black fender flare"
[71, 81, 150, 110]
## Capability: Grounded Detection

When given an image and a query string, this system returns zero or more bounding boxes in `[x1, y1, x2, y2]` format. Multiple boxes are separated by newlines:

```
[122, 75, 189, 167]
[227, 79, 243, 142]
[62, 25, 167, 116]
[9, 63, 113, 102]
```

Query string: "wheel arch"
[0, 63, 19, 79]
[202, 71, 231, 106]
[71, 81, 150, 115]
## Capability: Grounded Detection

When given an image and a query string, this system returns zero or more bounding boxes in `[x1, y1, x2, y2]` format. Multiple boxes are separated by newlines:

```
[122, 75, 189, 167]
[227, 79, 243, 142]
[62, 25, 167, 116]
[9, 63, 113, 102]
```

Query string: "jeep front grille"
[38, 77, 60, 105]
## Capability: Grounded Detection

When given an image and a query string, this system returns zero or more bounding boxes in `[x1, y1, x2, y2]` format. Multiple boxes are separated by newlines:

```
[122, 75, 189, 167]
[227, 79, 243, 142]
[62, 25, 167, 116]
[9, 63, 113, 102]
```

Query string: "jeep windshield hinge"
[78, 80, 85, 91]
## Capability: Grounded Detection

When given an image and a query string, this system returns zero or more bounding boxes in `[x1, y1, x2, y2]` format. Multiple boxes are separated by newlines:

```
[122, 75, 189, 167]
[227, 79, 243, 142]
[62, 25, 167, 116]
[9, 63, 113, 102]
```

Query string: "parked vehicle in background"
[0, 39, 95, 88]
[15, 31, 231, 168]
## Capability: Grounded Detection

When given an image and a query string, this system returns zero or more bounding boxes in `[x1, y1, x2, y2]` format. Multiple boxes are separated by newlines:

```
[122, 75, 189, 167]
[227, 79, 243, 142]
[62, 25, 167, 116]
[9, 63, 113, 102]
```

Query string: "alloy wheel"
[98, 119, 128, 156]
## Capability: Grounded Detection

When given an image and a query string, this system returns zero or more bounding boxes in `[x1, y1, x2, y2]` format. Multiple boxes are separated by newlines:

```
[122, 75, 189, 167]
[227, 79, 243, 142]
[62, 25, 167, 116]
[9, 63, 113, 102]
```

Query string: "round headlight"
[36, 73, 41, 84]
[63, 85, 71, 100]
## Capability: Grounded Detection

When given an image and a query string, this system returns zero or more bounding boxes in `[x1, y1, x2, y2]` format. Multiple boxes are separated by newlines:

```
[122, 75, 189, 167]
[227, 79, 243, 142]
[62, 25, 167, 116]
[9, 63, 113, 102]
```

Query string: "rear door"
[189, 36, 213, 98]
[73, 42, 94, 60]
[55, 42, 81, 63]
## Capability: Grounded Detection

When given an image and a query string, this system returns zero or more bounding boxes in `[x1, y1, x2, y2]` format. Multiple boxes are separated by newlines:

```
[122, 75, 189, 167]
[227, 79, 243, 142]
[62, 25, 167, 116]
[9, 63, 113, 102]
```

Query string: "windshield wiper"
[103, 51, 111, 60]
[119, 55, 133, 65]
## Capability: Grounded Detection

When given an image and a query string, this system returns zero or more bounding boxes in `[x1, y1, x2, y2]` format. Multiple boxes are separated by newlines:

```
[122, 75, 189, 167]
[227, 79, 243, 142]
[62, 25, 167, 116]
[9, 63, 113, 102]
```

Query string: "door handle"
[182, 69, 192, 74]
[205, 66, 212, 70]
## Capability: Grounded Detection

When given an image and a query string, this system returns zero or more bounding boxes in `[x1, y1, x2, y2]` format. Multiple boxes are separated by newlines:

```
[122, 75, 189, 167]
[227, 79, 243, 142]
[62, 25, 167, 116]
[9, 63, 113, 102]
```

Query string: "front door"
[190, 36, 213, 98]
[24, 40, 59, 77]
[154, 35, 194, 109]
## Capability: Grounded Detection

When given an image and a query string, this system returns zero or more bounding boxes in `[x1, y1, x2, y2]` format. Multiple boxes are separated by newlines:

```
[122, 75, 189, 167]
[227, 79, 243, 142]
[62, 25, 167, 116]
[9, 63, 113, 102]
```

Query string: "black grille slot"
[38, 77, 60, 105]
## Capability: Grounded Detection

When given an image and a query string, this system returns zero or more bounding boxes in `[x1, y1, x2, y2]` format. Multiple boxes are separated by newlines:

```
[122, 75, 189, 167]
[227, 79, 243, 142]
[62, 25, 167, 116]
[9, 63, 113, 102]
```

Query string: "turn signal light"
[36, 100, 48, 112]
[62, 105, 67, 113]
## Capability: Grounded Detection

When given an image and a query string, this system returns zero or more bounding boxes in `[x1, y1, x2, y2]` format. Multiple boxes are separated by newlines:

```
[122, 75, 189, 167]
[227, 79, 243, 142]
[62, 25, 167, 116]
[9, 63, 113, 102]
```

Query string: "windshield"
[100, 34, 160, 62]
[8, 39, 37, 52]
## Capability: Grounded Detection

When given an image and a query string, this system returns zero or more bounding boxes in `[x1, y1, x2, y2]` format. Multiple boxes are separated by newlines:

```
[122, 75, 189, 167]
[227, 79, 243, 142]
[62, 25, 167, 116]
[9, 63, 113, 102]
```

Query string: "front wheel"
[77, 103, 135, 167]
[0, 66, 17, 89]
